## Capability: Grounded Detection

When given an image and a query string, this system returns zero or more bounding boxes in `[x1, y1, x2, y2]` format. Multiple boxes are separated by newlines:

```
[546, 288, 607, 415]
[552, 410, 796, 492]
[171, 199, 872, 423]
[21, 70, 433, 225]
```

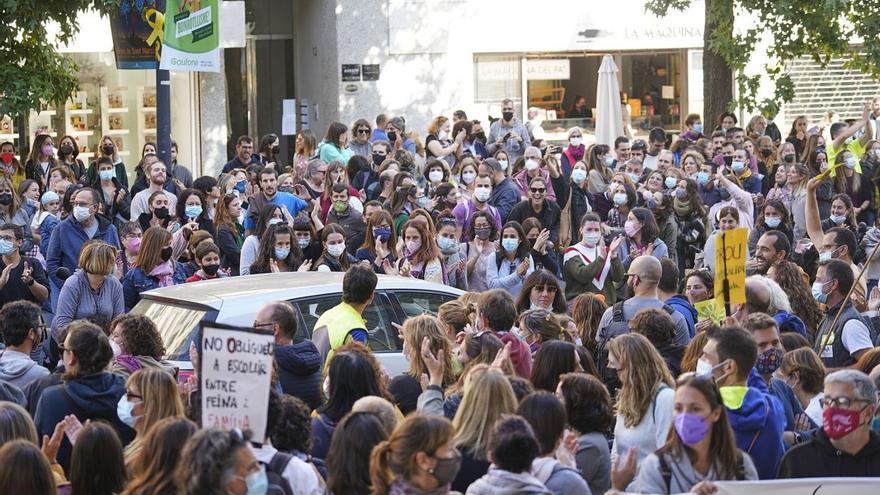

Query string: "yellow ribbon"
[144, 8, 165, 62]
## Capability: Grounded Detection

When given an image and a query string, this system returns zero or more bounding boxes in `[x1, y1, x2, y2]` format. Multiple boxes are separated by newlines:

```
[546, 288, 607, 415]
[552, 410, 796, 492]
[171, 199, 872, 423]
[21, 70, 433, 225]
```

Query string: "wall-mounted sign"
[362, 64, 381, 81]
[342, 64, 361, 82]
[526, 59, 571, 80]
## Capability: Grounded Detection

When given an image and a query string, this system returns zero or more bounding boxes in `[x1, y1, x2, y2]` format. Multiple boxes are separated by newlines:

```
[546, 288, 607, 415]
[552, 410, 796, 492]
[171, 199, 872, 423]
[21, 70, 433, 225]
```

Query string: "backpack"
[596, 302, 676, 393]
[262, 451, 294, 495]
[657, 451, 745, 493]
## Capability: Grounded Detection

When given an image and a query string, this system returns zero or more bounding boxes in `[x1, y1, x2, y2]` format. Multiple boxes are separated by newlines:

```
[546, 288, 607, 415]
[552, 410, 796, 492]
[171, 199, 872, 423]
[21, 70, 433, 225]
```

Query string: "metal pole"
[156, 68, 172, 164]
[720, 232, 731, 317]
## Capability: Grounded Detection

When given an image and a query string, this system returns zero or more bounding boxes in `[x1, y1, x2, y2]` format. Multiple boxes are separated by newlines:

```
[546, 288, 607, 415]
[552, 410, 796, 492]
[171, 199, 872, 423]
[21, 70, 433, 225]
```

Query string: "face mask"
[474, 187, 491, 202]
[571, 169, 587, 184]
[525, 159, 539, 171]
[98, 169, 116, 181]
[696, 171, 710, 185]
[437, 236, 457, 252]
[327, 243, 346, 257]
[102, 145, 115, 156]
[674, 412, 710, 446]
[332, 200, 348, 213]
[764, 216, 781, 228]
[696, 358, 714, 377]
[624, 220, 639, 238]
[719, 386, 749, 410]
[570, 137, 583, 147]
[830, 214, 847, 225]
[759, 149, 772, 158]
[475, 228, 491, 240]
[0, 193, 12, 206]
[274, 246, 291, 259]
[461, 171, 476, 184]
[502, 111, 514, 122]
[234, 180, 247, 193]
[202, 264, 220, 276]
[387, 131, 398, 142]
[627, 172, 640, 183]
[126, 237, 141, 254]
[0, 239, 15, 256]
[430, 451, 463, 487]
[110, 340, 122, 358]
[812, 280, 829, 304]
[674, 188, 687, 199]
[823, 406, 866, 440]
[116, 395, 140, 429]
[783, 154, 795, 164]
[501, 238, 520, 252]
[73, 205, 91, 222]
[846, 157, 857, 169]
[723, 156, 734, 166]
[371, 153, 386, 167]
[664, 177, 677, 189]
[756, 347, 784, 375]
[154, 207, 169, 219]
[872, 416, 880, 433]
[604, 156, 615, 167]
[268, 218, 283, 226]
[437, 130, 449, 141]
[41, 144, 54, 156]
[428, 170, 444, 183]
[731, 161, 745, 173]
[718, 187, 730, 200]
[160, 246, 173, 262]
[405, 239, 422, 254]
[289, 238, 306, 251]
[498, 160, 509, 171]
[241, 468, 269, 495]
[0, 153, 14, 165]
[584, 232, 602, 246]
[59, 145, 74, 156]
[818, 251, 833, 262]
[613, 192, 627, 206]
[185, 205, 203, 218]
[692, 123, 703, 134]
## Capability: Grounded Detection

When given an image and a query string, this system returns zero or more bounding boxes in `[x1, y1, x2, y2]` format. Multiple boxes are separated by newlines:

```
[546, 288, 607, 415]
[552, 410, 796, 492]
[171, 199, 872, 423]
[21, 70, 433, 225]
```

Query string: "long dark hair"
[530, 341, 582, 392]
[361, 209, 398, 258]
[326, 412, 388, 495]
[658, 374, 742, 479]
[498, 220, 531, 260]
[320, 343, 391, 422]
[630, 207, 659, 244]
[252, 224, 301, 272]
[516, 269, 566, 314]
[70, 422, 127, 495]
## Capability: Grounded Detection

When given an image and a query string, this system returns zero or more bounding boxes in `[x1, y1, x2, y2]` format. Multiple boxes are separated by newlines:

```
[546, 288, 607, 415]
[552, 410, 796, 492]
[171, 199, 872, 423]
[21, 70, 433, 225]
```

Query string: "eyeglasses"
[819, 396, 871, 409]
[533, 285, 558, 294]
[530, 188, 546, 194]
[357, 129, 370, 135]
[253, 321, 275, 329]
[125, 390, 143, 402]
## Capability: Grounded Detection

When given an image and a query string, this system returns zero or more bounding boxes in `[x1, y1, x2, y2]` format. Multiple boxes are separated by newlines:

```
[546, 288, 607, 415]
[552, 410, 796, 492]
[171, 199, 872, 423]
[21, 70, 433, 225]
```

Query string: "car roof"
[139, 272, 463, 310]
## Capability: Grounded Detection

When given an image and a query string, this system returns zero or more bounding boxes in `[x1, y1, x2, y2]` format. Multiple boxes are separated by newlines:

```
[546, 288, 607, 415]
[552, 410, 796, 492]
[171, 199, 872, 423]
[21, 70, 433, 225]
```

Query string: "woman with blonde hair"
[450, 364, 518, 492]
[52, 239, 124, 336]
[437, 299, 476, 340]
[607, 333, 675, 491]
[370, 414, 458, 495]
[120, 368, 186, 470]
[389, 315, 456, 414]
[122, 417, 198, 495]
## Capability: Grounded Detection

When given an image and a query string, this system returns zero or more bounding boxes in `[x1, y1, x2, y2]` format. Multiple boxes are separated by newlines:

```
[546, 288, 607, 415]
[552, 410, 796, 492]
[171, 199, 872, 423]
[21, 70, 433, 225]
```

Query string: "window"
[293, 294, 399, 353]
[131, 300, 208, 360]
[394, 291, 458, 319]
[474, 54, 522, 103]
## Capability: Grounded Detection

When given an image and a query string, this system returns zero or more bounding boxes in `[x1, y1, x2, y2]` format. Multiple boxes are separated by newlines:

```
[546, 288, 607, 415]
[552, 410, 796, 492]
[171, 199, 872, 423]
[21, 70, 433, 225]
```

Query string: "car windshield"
[131, 299, 207, 360]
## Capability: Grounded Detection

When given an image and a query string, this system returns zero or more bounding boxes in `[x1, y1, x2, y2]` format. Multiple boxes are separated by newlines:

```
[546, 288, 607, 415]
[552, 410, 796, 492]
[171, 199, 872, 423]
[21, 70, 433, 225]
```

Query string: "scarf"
[113, 354, 142, 374]
[567, 144, 585, 162]
[387, 478, 450, 495]
[149, 261, 174, 287]
[673, 197, 693, 217]
[563, 243, 611, 289]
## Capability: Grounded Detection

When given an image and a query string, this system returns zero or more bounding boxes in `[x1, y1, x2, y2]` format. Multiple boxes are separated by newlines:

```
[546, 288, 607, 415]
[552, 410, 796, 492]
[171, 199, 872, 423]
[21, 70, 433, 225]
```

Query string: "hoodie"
[498, 331, 532, 379]
[276, 341, 323, 411]
[778, 430, 880, 478]
[665, 294, 697, 338]
[466, 468, 553, 495]
[34, 372, 134, 473]
[725, 369, 786, 480]
[772, 310, 808, 337]
[0, 349, 49, 389]
[532, 457, 591, 495]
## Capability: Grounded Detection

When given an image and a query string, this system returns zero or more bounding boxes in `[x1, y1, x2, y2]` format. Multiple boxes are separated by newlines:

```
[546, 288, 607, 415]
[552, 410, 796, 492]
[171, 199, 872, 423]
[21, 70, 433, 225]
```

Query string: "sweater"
[531, 457, 591, 495]
[51, 269, 124, 337]
[635, 449, 758, 494]
[778, 430, 880, 478]
[575, 432, 611, 495]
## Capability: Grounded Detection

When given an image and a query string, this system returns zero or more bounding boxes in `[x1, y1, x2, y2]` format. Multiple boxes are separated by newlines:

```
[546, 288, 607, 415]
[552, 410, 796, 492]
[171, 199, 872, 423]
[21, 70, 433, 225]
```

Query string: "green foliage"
[0, 1, 120, 118]
[646, 0, 880, 115]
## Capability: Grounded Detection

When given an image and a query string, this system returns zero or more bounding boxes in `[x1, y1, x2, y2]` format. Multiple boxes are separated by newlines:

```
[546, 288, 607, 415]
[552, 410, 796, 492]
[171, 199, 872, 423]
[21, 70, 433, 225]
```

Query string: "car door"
[290, 291, 401, 353]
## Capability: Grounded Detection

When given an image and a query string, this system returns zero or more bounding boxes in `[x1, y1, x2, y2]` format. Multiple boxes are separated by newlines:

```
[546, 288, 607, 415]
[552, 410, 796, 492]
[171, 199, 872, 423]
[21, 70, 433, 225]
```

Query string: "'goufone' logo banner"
[160, 0, 220, 73]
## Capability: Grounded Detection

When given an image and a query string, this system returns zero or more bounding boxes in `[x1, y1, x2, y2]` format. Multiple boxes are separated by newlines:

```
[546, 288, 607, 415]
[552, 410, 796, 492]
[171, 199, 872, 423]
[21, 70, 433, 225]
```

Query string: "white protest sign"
[712, 477, 878, 495]
[201, 325, 274, 441]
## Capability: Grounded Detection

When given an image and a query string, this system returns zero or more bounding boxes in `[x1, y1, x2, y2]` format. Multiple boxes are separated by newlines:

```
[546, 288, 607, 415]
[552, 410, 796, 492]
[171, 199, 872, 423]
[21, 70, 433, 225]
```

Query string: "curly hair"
[269, 394, 314, 454]
[111, 314, 165, 358]
[176, 428, 249, 495]
[769, 260, 822, 340]
[559, 372, 613, 434]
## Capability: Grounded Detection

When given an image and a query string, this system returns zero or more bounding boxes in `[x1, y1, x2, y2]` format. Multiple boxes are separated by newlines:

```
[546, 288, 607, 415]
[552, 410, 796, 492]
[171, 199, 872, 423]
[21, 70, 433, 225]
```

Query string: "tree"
[646, 0, 880, 122]
[0, 1, 120, 136]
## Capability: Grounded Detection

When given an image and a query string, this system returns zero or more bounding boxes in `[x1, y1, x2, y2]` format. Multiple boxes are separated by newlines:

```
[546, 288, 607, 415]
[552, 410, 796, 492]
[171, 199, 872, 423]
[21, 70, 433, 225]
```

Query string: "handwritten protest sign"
[695, 297, 725, 324]
[200, 324, 274, 441]
[714, 227, 747, 307]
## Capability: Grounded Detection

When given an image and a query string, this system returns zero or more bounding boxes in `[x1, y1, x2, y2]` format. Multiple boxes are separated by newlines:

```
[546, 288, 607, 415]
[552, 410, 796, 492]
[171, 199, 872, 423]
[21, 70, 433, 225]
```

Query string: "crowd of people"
[0, 99, 879, 494]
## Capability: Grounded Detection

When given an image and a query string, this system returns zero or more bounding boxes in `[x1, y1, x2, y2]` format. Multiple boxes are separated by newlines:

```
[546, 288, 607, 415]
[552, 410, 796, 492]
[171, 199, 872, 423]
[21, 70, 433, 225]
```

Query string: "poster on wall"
[160, 0, 221, 73]
[109, 0, 167, 70]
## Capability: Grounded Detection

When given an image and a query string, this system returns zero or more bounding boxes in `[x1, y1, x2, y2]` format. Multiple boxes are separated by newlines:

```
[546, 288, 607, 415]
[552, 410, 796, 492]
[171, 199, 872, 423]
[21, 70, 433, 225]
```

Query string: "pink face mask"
[823, 406, 863, 440]
[126, 237, 141, 254]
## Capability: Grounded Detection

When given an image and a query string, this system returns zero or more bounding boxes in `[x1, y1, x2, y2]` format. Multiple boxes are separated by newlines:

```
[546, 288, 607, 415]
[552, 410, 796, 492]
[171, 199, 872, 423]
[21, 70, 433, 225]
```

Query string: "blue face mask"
[242, 467, 269, 495]
[693, 123, 704, 134]
[812, 280, 829, 304]
[437, 236, 457, 251]
[627, 172, 640, 183]
[764, 216, 781, 228]
[275, 247, 291, 260]
[501, 238, 520, 252]
[0, 238, 15, 256]
[664, 177, 677, 189]
[696, 171, 710, 185]
[99, 169, 115, 181]
[374, 227, 392, 243]
[185, 205, 203, 219]
[234, 180, 247, 193]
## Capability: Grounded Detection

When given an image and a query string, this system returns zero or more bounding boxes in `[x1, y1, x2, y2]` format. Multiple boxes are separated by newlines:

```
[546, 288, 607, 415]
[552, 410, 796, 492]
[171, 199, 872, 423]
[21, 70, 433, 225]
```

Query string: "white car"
[130, 272, 464, 377]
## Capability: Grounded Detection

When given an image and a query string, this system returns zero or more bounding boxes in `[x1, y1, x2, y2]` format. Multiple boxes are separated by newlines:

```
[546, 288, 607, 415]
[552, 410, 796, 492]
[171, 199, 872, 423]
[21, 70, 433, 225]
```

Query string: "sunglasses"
[357, 129, 370, 134]
[530, 188, 546, 194]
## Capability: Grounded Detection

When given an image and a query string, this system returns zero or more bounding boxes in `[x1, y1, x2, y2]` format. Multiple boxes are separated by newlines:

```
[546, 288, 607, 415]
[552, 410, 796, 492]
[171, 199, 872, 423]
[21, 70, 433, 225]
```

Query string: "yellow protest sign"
[714, 227, 747, 306]
[695, 298, 726, 324]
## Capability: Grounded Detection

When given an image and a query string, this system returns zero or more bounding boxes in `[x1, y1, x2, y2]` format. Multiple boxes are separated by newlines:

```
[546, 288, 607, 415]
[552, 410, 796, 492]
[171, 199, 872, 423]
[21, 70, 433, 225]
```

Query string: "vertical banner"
[200, 323, 274, 441]
[160, 0, 221, 72]
[714, 227, 748, 307]
[109, 0, 167, 70]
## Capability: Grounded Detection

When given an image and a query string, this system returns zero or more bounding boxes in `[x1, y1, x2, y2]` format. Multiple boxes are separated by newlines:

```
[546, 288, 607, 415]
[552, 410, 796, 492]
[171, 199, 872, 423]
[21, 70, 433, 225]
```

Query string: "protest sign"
[714, 227, 747, 308]
[160, 0, 221, 72]
[695, 297, 725, 324]
[714, 477, 877, 495]
[200, 323, 274, 441]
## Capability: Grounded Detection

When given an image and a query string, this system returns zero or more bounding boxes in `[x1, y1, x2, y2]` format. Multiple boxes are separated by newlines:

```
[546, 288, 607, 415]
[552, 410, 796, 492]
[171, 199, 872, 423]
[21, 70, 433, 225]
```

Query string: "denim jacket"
[121, 262, 189, 311]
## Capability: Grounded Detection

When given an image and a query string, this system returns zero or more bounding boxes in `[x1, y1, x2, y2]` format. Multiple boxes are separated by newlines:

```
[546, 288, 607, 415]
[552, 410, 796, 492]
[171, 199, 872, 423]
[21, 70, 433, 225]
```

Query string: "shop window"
[474, 55, 521, 103]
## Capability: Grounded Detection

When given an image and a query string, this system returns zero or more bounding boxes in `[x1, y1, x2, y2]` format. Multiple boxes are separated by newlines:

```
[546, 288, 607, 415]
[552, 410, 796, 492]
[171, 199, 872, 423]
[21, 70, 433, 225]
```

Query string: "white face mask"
[570, 137, 583, 147]
[696, 358, 714, 377]
[474, 186, 491, 202]
[438, 130, 449, 141]
[428, 170, 444, 183]
[110, 340, 122, 357]
[327, 243, 346, 257]
[73, 205, 91, 222]
[525, 159, 539, 171]
[461, 171, 476, 184]
[571, 169, 587, 184]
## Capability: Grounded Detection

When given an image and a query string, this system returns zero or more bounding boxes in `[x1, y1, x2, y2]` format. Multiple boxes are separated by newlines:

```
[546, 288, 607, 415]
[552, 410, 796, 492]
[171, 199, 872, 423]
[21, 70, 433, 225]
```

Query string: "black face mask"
[0, 193, 11, 206]
[154, 207, 169, 219]
[759, 149, 772, 158]
[387, 131, 398, 142]
[271, 145, 281, 155]
[502, 111, 514, 122]
[472, 132, 486, 142]
[372, 153, 385, 166]
[160, 246, 173, 262]
[59, 145, 74, 156]
[102, 145, 115, 156]
[723, 156, 733, 166]
[783, 154, 795, 163]
[203, 264, 220, 276]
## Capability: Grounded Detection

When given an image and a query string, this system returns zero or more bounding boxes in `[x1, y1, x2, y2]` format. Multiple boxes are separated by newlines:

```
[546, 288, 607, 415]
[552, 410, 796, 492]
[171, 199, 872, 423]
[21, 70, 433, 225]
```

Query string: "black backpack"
[262, 452, 294, 495]
[596, 302, 676, 394]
